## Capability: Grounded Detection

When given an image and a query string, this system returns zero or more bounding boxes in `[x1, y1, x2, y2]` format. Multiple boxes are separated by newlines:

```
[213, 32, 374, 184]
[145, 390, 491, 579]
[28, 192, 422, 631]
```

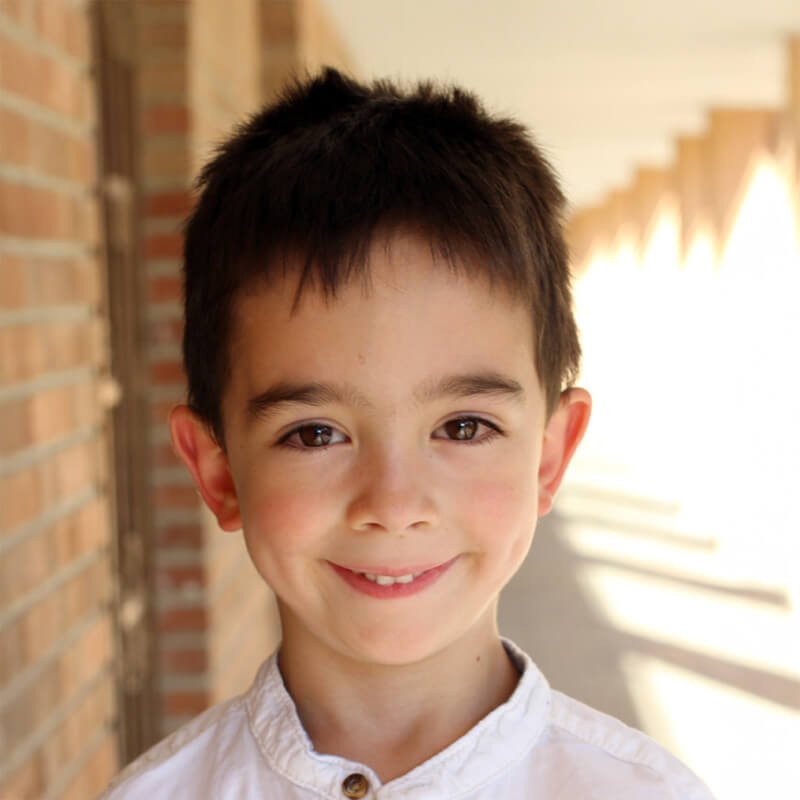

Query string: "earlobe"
[537, 388, 592, 516]
[169, 405, 242, 531]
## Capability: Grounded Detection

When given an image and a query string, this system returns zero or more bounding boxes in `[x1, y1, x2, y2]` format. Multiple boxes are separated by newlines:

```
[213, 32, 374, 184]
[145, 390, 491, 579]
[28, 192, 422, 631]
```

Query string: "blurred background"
[0, 1, 798, 798]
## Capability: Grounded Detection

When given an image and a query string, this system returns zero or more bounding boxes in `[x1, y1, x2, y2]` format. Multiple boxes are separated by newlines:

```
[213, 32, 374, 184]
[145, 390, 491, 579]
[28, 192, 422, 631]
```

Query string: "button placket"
[342, 772, 369, 798]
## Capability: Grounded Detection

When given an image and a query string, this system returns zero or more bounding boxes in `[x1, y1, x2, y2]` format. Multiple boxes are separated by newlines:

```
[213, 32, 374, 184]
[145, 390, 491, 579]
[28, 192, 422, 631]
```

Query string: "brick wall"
[136, 0, 354, 737]
[135, 0, 202, 738]
[261, 0, 356, 99]
[0, 1, 119, 797]
[1, 3, 355, 790]
[136, 0, 271, 733]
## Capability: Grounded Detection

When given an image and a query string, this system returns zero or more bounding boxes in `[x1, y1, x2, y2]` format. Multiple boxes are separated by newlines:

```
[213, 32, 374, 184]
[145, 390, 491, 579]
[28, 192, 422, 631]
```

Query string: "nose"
[345, 445, 439, 534]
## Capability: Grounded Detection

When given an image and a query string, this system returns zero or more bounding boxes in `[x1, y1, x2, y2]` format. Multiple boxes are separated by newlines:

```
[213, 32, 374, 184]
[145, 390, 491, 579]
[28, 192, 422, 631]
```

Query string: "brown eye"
[298, 424, 334, 447]
[444, 418, 478, 440]
[279, 422, 347, 451]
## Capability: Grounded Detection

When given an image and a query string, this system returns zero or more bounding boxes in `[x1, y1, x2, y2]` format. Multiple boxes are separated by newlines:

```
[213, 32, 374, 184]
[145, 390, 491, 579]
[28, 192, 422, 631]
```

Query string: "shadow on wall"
[500, 511, 643, 729]
[499, 508, 800, 729]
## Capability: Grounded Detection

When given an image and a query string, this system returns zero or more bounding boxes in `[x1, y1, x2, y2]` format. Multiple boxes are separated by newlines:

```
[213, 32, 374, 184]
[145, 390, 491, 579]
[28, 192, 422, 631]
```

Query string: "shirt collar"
[245, 639, 551, 799]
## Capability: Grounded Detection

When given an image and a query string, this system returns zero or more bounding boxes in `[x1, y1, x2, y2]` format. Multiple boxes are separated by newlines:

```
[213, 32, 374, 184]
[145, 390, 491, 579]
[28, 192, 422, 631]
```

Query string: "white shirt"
[99, 640, 715, 799]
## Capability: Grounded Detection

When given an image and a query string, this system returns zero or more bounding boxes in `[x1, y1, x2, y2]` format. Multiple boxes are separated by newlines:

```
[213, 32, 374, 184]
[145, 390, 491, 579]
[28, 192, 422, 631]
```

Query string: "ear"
[169, 405, 242, 531]
[537, 388, 592, 516]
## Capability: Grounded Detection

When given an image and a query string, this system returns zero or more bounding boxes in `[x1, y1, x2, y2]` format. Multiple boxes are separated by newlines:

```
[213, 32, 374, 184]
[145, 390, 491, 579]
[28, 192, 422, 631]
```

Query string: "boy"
[101, 69, 714, 798]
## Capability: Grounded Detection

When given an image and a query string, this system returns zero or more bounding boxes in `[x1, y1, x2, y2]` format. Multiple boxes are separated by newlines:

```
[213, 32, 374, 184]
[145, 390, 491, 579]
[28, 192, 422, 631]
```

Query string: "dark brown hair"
[183, 68, 581, 446]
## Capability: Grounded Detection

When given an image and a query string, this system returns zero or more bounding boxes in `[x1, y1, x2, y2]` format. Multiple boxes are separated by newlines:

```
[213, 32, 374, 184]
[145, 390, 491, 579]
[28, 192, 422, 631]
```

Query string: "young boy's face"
[171, 232, 589, 667]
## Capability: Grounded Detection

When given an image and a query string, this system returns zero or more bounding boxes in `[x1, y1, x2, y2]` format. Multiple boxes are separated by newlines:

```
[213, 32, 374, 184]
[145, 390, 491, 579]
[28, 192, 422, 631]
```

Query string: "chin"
[341, 619, 472, 668]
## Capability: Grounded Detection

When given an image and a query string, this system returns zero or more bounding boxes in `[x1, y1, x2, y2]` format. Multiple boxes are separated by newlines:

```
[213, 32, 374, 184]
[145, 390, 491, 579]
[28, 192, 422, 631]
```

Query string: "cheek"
[239, 478, 330, 559]
[462, 472, 539, 549]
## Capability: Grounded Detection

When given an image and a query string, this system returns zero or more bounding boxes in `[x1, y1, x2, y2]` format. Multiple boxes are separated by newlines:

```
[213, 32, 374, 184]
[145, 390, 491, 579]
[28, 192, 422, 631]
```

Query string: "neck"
[276, 607, 520, 782]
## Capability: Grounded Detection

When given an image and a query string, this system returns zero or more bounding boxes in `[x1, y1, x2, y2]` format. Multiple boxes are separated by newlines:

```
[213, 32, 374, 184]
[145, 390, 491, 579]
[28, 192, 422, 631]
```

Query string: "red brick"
[44, 673, 115, 788]
[29, 386, 71, 443]
[0, 180, 83, 240]
[14, 674, 115, 798]
[2, 615, 112, 745]
[0, 252, 27, 308]
[160, 647, 207, 672]
[60, 733, 117, 800]
[156, 606, 207, 633]
[0, 108, 93, 185]
[0, 465, 39, 532]
[150, 360, 186, 384]
[2, 674, 115, 800]
[147, 275, 183, 302]
[156, 564, 204, 590]
[145, 104, 190, 134]
[145, 233, 183, 259]
[153, 441, 181, 467]
[0, 756, 44, 800]
[32, 320, 96, 375]
[0, 319, 100, 383]
[0, 396, 30, 455]
[33, 0, 91, 62]
[39, 124, 94, 183]
[154, 484, 199, 509]
[150, 400, 178, 427]
[139, 20, 187, 49]
[148, 316, 184, 346]
[0, 443, 96, 540]
[142, 142, 189, 181]
[28, 382, 100, 445]
[0, 510, 58, 607]
[139, 61, 186, 99]
[49, 437, 96, 506]
[260, 0, 296, 44]
[0, 0, 32, 25]
[0, 497, 106, 608]
[0, 556, 111, 683]
[0, 323, 44, 382]
[0, 34, 88, 121]
[145, 190, 192, 217]
[0, 8, 112, 794]
[0, 107, 31, 166]
[157, 523, 203, 547]
[0, 517, 48, 608]
[165, 690, 208, 716]
[30, 256, 100, 306]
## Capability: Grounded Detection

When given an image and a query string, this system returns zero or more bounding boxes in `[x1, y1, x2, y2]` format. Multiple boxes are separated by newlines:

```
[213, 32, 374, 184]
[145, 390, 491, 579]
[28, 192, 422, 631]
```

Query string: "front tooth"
[394, 574, 414, 584]
[375, 575, 396, 586]
[365, 573, 377, 581]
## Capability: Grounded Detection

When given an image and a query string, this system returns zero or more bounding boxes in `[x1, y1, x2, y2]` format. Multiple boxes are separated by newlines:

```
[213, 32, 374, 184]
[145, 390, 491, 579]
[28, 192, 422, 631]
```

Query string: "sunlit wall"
[565, 107, 800, 799]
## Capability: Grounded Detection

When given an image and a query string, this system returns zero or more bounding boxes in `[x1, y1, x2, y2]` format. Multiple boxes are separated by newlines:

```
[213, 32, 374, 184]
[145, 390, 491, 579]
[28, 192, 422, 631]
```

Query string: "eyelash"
[276, 416, 505, 452]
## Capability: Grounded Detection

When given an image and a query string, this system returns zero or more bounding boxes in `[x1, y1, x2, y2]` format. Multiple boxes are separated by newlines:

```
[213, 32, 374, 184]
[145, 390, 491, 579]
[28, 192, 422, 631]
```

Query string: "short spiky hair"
[183, 68, 581, 446]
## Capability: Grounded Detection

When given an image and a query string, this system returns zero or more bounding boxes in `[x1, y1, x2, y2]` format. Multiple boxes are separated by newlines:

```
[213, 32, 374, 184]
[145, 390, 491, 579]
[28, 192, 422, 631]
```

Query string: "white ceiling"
[319, 0, 800, 209]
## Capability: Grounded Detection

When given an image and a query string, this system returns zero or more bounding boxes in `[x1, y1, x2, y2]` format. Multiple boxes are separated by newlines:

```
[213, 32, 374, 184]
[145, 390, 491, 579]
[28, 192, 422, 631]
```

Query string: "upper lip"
[330, 557, 457, 576]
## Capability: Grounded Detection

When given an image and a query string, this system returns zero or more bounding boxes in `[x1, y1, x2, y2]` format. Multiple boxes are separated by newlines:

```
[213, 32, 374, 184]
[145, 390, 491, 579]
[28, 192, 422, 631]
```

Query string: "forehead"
[225, 233, 539, 411]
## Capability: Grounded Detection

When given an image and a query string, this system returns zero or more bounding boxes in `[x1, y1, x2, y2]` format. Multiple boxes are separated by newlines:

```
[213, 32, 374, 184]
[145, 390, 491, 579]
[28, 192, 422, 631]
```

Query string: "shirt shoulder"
[538, 689, 716, 800]
[97, 694, 249, 798]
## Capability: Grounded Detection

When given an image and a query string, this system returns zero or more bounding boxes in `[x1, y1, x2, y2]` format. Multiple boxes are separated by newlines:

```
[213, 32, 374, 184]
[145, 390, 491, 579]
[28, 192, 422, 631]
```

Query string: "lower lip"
[329, 557, 460, 599]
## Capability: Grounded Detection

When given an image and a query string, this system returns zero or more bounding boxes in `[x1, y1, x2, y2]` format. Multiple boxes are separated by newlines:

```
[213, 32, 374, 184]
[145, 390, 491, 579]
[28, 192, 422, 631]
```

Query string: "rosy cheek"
[242, 485, 324, 554]
[467, 478, 529, 525]
[461, 476, 538, 556]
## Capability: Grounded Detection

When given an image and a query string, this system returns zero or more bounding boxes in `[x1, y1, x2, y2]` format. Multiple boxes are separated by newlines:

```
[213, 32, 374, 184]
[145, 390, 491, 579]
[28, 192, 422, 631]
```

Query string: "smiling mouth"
[359, 570, 427, 586]
[328, 557, 460, 597]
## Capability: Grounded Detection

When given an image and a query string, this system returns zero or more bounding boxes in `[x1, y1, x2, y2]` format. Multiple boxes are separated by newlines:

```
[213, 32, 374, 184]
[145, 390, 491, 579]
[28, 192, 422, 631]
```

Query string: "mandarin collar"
[245, 639, 551, 799]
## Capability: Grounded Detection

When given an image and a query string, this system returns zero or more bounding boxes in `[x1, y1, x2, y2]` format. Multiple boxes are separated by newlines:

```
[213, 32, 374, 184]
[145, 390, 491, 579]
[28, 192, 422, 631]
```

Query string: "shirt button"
[342, 772, 369, 798]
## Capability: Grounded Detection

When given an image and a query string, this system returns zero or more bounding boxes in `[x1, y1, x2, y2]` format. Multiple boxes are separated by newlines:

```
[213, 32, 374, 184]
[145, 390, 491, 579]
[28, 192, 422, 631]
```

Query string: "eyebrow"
[246, 371, 525, 422]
